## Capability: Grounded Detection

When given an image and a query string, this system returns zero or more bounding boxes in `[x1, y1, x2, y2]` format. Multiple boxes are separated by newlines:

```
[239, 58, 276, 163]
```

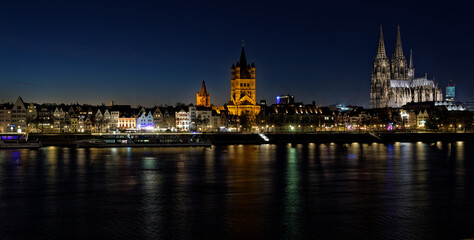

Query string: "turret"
[250, 62, 255, 79]
[408, 49, 415, 80]
[231, 63, 236, 80]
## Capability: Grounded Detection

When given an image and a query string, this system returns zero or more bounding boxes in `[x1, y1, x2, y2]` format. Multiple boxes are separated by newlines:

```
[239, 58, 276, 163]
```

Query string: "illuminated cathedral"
[370, 26, 443, 108]
[226, 44, 260, 116]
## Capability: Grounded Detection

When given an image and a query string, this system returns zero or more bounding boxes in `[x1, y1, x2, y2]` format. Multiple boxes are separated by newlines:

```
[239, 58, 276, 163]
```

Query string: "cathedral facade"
[227, 44, 260, 116]
[370, 26, 443, 109]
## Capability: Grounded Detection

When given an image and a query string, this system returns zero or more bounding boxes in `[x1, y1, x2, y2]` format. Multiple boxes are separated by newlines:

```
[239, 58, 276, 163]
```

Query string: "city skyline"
[1, 1, 473, 107]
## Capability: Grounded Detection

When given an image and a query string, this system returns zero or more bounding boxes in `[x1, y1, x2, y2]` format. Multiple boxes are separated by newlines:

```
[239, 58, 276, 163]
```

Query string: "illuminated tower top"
[196, 80, 210, 107]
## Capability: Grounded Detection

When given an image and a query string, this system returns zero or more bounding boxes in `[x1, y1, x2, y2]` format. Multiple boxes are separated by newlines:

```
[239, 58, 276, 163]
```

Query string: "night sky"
[0, 1, 473, 107]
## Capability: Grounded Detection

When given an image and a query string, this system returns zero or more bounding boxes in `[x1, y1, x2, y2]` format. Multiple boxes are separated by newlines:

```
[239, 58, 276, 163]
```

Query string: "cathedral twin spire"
[375, 25, 410, 80]
[393, 26, 405, 59]
[376, 25, 387, 59]
[371, 26, 443, 109]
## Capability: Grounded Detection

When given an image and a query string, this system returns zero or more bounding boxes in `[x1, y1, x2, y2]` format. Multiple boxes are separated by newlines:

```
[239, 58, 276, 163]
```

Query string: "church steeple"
[239, 42, 248, 67]
[376, 25, 387, 59]
[394, 25, 405, 58]
[391, 25, 408, 80]
[237, 41, 251, 79]
[196, 80, 210, 107]
[199, 80, 208, 95]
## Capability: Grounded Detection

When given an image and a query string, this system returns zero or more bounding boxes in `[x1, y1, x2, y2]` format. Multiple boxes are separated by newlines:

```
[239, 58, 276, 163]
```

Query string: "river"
[0, 142, 473, 239]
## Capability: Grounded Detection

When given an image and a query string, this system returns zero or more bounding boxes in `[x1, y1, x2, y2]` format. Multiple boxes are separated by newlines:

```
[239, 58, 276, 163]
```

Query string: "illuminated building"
[118, 117, 136, 130]
[153, 107, 163, 129]
[0, 104, 12, 133]
[37, 104, 53, 133]
[276, 94, 295, 105]
[137, 109, 154, 130]
[78, 117, 85, 133]
[27, 103, 37, 125]
[196, 108, 212, 131]
[70, 117, 78, 133]
[110, 110, 119, 130]
[159, 107, 176, 130]
[446, 80, 455, 102]
[196, 80, 211, 107]
[94, 108, 112, 132]
[417, 110, 429, 128]
[84, 116, 93, 133]
[11, 96, 27, 132]
[175, 107, 191, 131]
[226, 43, 261, 116]
[53, 107, 66, 133]
[118, 109, 137, 130]
[370, 26, 443, 108]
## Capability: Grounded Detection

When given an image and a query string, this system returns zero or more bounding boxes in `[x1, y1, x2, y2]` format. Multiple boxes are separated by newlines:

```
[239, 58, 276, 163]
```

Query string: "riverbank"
[25, 132, 474, 146]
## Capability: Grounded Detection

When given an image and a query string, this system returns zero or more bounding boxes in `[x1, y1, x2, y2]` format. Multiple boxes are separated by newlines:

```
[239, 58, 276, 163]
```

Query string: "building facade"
[370, 26, 443, 108]
[175, 108, 190, 131]
[227, 44, 260, 116]
[137, 110, 154, 130]
[11, 97, 27, 132]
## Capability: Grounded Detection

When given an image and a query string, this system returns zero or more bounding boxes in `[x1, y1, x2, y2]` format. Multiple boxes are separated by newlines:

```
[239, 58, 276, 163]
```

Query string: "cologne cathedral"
[370, 26, 443, 108]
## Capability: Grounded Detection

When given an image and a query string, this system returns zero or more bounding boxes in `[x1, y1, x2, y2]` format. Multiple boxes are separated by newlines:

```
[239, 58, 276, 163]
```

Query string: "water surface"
[0, 142, 473, 239]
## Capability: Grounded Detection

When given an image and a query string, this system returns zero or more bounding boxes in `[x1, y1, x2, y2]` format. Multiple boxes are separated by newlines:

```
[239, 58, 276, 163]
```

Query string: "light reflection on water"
[0, 142, 473, 239]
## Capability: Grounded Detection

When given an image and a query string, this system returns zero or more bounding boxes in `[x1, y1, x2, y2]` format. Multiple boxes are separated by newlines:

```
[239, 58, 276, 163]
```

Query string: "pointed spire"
[409, 49, 413, 68]
[394, 25, 404, 58]
[240, 43, 248, 67]
[199, 80, 208, 95]
[376, 25, 387, 58]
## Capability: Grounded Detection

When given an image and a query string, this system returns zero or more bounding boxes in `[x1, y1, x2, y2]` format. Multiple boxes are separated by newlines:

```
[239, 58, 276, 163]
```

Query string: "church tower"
[196, 80, 210, 107]
[227, 42, 260, 116]
[391, 26, 408, 80]
[370, 25, 391, 108]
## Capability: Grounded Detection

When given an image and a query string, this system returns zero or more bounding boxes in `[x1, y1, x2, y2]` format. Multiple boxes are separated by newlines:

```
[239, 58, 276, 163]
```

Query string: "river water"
[0, 142, 473, 239]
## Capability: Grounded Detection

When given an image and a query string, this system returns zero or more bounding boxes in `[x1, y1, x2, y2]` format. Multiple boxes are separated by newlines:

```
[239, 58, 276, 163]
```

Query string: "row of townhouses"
[0, 97, 222, 133]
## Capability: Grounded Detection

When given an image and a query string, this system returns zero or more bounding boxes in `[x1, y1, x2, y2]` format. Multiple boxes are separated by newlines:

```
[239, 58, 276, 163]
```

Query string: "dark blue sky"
[1, 0, 473, 107]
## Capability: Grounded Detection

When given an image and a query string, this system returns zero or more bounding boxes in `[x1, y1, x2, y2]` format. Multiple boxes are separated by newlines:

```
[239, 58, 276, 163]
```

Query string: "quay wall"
[29, 133, 474, 146]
